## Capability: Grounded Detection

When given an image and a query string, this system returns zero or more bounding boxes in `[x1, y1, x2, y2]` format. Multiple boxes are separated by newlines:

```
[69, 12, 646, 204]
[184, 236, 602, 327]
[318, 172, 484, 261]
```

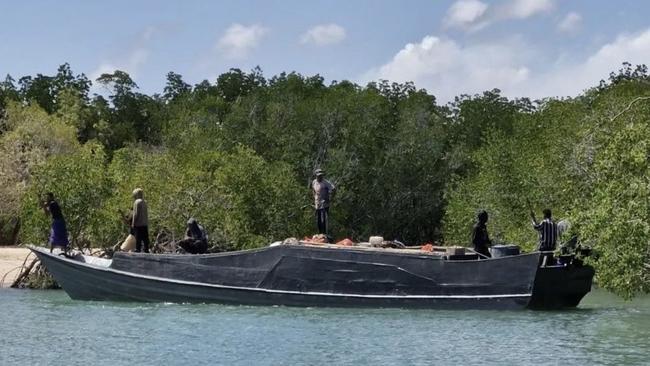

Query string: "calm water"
[1, 289, 649, 366]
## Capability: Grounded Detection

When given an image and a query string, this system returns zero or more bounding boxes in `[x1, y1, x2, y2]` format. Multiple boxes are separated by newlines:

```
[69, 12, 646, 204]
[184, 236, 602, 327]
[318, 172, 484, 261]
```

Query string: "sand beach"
[0, 246, 32, 287]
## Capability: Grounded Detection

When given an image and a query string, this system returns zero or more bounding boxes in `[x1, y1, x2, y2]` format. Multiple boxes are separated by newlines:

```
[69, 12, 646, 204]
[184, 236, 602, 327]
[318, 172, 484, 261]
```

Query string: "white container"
[446, 246, 465, 256]
[369, 236, 384, 246]
[120, 234, 136, 252]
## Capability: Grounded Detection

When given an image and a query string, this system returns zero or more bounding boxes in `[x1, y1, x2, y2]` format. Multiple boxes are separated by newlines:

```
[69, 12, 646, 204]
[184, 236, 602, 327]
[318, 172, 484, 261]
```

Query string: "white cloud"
[300, 24, 347, 46]
[443, 0, 489, 30]
[361, 28, 650, 103]
[529, 29, 650, 98]
[362, 35, 530, 102]
[502, 0, 554, 19]
[557, 12, 582, 34]
[217, 23, 269, 59]
[445, 0, 554, 31]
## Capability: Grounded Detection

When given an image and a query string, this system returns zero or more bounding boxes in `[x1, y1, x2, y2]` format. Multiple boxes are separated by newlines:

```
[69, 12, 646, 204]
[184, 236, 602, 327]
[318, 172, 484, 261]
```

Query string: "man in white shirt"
[311, 169, 336, 235]
[131, 188, 150, 253]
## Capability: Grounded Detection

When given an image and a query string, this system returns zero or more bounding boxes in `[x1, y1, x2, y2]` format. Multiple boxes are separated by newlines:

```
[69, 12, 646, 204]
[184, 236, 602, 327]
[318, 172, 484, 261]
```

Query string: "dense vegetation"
[1, 63, 649, 298]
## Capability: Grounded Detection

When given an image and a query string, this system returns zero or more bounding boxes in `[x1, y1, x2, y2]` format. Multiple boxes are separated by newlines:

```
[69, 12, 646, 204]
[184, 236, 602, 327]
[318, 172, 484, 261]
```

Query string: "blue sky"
[1, 0, 649, 102]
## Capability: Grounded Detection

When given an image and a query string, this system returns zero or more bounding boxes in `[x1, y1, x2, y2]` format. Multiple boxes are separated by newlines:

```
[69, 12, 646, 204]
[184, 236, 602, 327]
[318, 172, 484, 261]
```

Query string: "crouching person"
[178, 218, 208, 254]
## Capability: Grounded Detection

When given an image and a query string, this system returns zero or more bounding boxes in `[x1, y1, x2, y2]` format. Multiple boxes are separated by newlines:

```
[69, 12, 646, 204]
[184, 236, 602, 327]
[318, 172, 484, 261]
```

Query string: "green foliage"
[0, 102, 79, 220]
[211, 147, 310, 247]
[96, 70, 163, 148]
[215, 67, 265, 103]
[3, 62, 649, 298]
[17, 63, 90, 114]
[444, 98, 588, 248]
[443, 77, 650, 299]
[568, 82, 650, 298]
[103, 145, 309, 249]
[0, 74, 19, 120]
[21, 143, 111, 248]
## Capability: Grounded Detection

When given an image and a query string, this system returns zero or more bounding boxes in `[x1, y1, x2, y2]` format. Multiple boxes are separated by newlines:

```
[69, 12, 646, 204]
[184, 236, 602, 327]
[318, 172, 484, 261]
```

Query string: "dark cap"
[314, 168, 325, 176]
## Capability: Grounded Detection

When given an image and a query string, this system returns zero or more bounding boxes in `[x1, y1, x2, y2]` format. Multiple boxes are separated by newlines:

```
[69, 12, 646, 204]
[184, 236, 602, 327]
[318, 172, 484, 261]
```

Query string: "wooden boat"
[28, 243, 594, 309]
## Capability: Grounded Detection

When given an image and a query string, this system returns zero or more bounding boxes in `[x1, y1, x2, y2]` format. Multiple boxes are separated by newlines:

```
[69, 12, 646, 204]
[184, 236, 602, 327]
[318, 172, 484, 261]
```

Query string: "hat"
[187, 217, 197, 225]
[314, 168, 325, 176]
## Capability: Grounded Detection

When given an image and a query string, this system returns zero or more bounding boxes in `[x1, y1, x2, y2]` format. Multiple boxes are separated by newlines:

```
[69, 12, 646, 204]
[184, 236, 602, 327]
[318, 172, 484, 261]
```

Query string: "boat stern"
[528, 263, 595, 309]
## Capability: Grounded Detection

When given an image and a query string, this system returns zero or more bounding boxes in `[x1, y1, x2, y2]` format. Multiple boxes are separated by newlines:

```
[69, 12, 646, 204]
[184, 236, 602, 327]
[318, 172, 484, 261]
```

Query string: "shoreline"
[0, 246, 33, 288]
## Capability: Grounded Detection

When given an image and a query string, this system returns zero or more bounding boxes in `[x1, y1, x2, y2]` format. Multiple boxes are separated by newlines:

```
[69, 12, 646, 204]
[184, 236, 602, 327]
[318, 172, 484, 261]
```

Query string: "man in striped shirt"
[531, 208, 558, 251]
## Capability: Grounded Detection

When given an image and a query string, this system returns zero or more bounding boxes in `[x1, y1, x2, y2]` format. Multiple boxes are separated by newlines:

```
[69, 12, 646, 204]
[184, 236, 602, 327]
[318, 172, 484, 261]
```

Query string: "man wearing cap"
[131, 188, 150, 253]
[311, 169, 336, 235]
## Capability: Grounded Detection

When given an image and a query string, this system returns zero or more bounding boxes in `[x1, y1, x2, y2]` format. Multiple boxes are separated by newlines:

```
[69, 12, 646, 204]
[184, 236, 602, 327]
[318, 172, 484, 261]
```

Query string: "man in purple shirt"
[41, 192, 69, 253]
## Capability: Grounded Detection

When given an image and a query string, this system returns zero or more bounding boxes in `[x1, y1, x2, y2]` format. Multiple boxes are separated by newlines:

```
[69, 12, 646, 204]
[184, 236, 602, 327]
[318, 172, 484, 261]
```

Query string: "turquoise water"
[1, 289, 649, 366]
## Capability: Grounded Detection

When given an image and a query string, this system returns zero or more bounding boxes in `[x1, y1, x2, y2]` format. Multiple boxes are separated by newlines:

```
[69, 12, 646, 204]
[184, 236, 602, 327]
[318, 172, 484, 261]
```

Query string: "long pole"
[526, 198, 537, 224]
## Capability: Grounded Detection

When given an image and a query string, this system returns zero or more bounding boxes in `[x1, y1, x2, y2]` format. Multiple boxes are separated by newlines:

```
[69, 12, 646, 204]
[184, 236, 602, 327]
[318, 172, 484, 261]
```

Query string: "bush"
[20, 142, 111, 248]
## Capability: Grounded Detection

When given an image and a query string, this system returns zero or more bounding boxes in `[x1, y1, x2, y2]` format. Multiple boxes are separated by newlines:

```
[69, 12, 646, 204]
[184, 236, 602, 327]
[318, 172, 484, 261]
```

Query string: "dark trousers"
[539, 252, 555, 267]
[315, 208, 329, 234]
[134, 226, 150, 253]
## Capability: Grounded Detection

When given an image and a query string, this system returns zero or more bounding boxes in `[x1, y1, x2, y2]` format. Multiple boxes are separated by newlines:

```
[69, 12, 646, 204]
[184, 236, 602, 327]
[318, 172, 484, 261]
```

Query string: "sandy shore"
[0, 246, 33, 287]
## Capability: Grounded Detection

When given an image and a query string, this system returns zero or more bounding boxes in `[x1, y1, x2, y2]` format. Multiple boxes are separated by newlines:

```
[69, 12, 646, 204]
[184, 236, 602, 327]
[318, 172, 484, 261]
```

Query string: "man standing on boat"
[131, 188, 150, 253]
[471, 210, 491, 258]
[41, 192, 69, 253]
[531, 208, 558, 252]
[311, 169, 336, 236]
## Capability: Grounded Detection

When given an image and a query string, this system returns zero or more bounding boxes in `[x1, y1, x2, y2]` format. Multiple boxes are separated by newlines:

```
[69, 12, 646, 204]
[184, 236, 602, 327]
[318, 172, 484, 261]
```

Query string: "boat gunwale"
[113, 242, 542, 263]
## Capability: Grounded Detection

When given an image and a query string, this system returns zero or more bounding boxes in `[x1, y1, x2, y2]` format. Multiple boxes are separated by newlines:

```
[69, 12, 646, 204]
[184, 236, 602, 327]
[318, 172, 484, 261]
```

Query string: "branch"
[583, 96, 650, 140]
[10, 258, 39, 288]
[610, 96, 650, 122]
[0, 266, 24, 287]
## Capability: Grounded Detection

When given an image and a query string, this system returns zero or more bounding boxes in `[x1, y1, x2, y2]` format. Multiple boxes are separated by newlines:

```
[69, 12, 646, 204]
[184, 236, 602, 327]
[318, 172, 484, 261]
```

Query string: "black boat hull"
[528, 265, 595, 309]
[29, 245, 593, 309]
